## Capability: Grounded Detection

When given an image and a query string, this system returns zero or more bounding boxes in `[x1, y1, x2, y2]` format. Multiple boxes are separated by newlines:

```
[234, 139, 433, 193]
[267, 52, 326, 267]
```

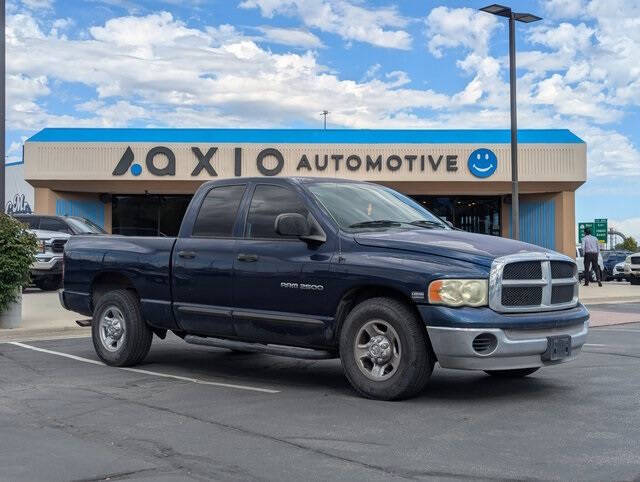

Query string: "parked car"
[623, 253, 640, 285]
[59, 178, 589, 400]
[30, 229, 70, 291]
[602, 251, 631, 281]
[576, 245, 604, 282]
[613, 262, 627, 281]
[14, 214, 106, 235]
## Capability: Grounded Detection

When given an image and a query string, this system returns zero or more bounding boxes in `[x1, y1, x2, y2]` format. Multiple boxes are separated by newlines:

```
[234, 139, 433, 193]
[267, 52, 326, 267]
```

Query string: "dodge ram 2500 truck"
[60, 177, 589, 400]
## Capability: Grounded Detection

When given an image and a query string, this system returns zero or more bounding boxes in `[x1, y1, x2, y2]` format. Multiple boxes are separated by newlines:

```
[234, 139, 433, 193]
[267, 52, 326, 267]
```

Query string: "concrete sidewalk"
[578, 281, 640, 304]
[2, 282, 639, 342]
[0, 289, 89, 342]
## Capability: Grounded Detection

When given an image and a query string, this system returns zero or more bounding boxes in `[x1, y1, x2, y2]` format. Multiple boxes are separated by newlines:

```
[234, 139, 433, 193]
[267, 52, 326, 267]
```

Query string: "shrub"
[0, 213, 38, 314]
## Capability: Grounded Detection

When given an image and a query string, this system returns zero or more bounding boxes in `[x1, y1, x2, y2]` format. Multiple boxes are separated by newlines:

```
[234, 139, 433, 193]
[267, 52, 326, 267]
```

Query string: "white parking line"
[590, 328, 640, 333]
[584, 344, 608, 347]
[9, 342, 280, 394]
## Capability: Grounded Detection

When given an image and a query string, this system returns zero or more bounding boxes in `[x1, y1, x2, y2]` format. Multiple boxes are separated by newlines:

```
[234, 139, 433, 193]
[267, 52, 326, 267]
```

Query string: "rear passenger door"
[172, 184, 247, 336]
[232, 183, 334, 347]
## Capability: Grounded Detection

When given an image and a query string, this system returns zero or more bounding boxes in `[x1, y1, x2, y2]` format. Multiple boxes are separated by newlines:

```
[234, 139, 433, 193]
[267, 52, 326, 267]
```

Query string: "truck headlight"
[428, 279, 488, 307]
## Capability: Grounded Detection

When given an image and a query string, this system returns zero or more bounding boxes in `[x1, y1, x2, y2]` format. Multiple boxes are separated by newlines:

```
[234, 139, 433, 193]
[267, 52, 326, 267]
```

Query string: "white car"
[623, 253, 640, 285]
[613, 262, 626, 281]
[576, 245, 604, 282]
[29, 229, 70, 291]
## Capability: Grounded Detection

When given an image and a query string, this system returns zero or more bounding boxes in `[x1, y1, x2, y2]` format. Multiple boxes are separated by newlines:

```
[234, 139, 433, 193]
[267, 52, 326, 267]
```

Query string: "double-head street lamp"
[480, 4, 541, 240]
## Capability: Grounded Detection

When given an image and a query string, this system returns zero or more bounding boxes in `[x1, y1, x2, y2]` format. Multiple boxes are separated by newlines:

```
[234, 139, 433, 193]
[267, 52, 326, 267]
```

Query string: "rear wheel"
[339, 297, 434, 400]
[92, 289, 152, 367]
[484, 367, 539, 378]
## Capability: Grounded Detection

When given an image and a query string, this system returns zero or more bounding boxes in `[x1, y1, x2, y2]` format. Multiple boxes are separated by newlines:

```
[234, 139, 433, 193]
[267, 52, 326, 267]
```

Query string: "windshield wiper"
[349, 220, 404, 228]
[408, 220, 446, 229]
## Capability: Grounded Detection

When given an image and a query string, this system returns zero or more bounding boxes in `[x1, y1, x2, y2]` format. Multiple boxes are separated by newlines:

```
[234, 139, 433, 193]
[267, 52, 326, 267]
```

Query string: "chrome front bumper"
[427, 322, 588, 370]
[31, 256, 63, 272]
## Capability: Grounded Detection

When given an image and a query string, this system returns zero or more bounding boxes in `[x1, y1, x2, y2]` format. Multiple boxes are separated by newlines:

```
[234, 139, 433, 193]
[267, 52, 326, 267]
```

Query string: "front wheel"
[339, 297, 434, 400]
[484, 367, 539, 378]
[92, 289, 153, 367]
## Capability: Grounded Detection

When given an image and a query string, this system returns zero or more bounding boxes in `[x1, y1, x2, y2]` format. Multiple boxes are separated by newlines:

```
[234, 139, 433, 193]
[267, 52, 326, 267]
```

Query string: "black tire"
[339, 297, 434, 401]
[484, 367, 540, 378]
[92, 289, 152, 367]
[36, 277, 61, 291]
[630, 278, 640, 286]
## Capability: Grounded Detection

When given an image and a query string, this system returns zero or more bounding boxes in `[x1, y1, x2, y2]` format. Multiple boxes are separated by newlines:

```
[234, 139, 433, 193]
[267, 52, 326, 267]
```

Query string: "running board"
[184, 335, 336, 360]
[75, 319, 92, 327]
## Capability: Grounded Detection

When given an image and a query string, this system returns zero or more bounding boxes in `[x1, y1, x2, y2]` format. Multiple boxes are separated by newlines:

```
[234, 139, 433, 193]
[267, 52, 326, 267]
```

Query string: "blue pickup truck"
[60, 177, 589, 400]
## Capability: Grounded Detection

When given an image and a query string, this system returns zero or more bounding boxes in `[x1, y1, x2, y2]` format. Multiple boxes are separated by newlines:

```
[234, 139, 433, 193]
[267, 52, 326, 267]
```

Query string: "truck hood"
[354, 229, 554, 267]
[29, 229, 71, 240]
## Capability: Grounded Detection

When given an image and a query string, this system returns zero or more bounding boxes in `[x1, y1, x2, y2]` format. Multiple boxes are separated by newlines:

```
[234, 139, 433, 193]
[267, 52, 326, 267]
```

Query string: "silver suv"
[624, 253, 640, 285]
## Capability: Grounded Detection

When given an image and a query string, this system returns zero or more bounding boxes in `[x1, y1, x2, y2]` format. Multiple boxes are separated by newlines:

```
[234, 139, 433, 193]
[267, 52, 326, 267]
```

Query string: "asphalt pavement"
[1, 315, 640, 481]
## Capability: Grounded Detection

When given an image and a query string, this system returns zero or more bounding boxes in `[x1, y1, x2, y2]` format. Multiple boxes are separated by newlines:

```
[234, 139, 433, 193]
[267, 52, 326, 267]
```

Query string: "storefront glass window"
[410, 195, 501, 236]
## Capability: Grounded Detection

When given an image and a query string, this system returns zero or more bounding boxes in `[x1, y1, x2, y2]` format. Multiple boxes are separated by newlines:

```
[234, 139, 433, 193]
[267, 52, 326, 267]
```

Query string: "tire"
[36, 277, 61, 291]
[484, 367, 540, 378]
[92, 289, 153, 367]
[631, 278, 640, 286]
[339, 297, 434, 401]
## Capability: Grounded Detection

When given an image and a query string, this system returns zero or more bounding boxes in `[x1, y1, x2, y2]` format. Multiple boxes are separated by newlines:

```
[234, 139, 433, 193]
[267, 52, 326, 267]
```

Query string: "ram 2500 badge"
[59, 178, 589, 400]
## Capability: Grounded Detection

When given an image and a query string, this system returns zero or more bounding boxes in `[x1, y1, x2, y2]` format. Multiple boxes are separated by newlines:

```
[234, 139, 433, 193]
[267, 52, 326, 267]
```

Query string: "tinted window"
[245, 185, 308, 239]
[39, 218, 71, 233]
[66, 217, 106, 234]
[15, 216, 39, 229]
[192, 185, 245, 237]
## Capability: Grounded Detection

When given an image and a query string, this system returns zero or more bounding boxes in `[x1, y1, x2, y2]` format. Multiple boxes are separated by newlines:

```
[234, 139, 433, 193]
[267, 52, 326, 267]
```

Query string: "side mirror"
[275, 213, 310, 237]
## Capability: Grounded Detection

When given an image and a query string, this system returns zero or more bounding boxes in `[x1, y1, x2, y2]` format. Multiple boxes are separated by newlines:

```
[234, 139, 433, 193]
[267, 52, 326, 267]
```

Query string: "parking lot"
[2, 307, 640, 481]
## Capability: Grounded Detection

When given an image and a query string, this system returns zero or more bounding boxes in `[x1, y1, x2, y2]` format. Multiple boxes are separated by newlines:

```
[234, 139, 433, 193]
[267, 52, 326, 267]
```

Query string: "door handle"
[237, 253, 259, 262]
[177, 250, 196, 259]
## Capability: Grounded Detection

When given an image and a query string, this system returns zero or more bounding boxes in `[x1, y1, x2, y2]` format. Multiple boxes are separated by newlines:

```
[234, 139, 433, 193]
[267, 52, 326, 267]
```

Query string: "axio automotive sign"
[112, 145, 498, 179]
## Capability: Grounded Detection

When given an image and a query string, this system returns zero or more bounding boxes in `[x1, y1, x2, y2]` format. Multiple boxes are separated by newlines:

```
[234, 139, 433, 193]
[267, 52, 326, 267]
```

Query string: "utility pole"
[480, 4, 541, 240]
[1, 0, 5, 213]
[321, 110, 329, 130]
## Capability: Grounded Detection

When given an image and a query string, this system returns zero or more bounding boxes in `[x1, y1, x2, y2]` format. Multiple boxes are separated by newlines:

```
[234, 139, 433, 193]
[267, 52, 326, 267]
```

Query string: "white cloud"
[240, 0, 412, 49]
[5, 10, 447, 132]
[256, 26, 323, 48]
[20, 0, 53, 10]
[425, 7, 500, 58]
[610, 218, 640, 244]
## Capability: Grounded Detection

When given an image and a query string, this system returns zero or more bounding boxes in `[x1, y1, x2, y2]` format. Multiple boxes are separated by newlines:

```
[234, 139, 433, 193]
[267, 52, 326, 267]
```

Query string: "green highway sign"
[594, 218, 608, 243]
[579, 219, 607, 243]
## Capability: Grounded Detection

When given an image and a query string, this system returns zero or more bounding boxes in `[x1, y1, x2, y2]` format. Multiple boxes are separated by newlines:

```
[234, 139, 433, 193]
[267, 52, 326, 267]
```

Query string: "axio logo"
[468, 148, 497, 178]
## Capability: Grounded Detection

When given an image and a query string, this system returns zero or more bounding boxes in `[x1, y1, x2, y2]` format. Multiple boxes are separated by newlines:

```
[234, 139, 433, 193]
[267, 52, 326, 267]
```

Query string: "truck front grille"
[489, 253, 579, 313]
[631, 256, 640, 265]
[502, 286, 543, 306]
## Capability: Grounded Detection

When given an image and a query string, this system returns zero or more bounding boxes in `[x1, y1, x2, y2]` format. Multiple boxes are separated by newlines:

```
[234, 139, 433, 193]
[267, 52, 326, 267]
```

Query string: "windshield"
[66, 217, 106, 234]
[308, 182, 448, 231]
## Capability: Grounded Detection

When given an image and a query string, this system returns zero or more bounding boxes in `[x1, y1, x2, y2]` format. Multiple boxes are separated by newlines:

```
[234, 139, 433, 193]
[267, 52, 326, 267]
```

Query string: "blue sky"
[6, 0, 640, 238]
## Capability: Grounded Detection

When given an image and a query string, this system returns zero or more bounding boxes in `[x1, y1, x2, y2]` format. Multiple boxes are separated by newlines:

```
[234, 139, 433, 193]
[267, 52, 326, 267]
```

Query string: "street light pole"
[321, 110, 329, 130]
[480, 4, 541, 240]
[1, 0, 5, 213]
[508, 11, 519, 240]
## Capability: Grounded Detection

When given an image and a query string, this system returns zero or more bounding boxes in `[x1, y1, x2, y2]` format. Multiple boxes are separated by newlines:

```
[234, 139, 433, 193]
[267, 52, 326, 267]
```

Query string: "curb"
[0, 326, 90, 343]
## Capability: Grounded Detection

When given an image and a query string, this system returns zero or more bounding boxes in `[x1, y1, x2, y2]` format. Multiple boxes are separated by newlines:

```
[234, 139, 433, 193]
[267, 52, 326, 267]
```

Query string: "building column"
[553, 191, 576, 258]
[34, 187, 58, 215]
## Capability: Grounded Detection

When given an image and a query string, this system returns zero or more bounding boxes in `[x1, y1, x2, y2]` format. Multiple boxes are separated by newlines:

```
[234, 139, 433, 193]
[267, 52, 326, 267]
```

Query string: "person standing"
[582, 227, 602, 287]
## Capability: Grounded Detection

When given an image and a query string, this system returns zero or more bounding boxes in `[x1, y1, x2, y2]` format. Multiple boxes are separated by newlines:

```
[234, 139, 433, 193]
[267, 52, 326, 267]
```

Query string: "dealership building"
[23, 128, 586, 257]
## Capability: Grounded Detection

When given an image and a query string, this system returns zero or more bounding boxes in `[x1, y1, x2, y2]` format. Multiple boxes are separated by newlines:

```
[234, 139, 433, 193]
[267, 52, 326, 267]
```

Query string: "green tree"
[615, 236, 638, 252]
[0, 214, 38, 313]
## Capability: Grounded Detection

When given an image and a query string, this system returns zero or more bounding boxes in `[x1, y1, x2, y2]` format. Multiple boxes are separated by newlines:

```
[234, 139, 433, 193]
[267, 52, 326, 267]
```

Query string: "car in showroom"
[624, 253, 640, 285]
[29, 229, 70, 291]
[13, 214, 106, 235]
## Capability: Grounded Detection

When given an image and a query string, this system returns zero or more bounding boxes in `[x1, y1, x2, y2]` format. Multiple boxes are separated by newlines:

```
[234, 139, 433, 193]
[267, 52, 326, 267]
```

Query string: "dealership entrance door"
[410, 195, 501, 236]
[112, 195, 192, 236]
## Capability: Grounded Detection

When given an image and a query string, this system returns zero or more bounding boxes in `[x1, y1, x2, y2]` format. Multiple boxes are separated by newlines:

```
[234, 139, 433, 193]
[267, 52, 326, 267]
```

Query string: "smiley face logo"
[468, 148, 498, 178]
